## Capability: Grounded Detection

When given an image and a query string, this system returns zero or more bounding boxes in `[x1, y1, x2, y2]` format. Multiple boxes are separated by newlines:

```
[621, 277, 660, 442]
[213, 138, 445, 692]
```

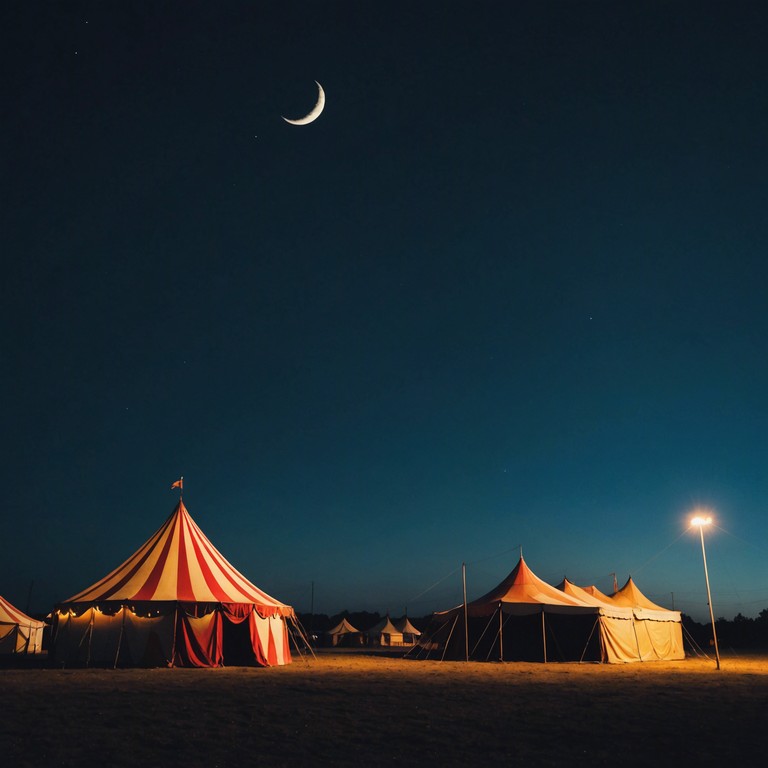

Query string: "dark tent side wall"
[421, 609, 604, 663]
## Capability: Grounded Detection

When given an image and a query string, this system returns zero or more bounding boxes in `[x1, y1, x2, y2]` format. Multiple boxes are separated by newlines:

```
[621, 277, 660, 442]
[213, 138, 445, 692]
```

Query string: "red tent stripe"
[175, 513, 196, 601]
[187, 522, 235, 602]
[66, 513, 176, 602]
[59, 501, 293, 618]
[186, 512, 274, 606]
[0, 595, 44, 626]
[132, 514, 179, 600]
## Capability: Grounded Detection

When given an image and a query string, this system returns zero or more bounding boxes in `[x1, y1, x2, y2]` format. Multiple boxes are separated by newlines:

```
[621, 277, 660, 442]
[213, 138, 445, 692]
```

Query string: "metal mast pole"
[462, 562, 469, 662]
[698, 525, 721, 670]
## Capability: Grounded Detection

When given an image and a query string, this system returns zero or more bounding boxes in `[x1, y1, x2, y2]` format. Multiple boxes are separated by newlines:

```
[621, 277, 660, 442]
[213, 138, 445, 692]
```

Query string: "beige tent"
[326, 617, 363, 646]
[430, 556, 605, 661]
[393, 616, 421, 644]
[0, 595, 45, 655]
[607, 577, 685, 661]
[367, 616, 403, 646]
[555, 578, 641, 662]
[427, 556, 684, 663]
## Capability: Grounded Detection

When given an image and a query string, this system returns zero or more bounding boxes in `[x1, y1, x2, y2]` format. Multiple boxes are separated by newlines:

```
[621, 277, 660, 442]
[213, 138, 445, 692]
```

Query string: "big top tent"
[51, 499, 299, 668]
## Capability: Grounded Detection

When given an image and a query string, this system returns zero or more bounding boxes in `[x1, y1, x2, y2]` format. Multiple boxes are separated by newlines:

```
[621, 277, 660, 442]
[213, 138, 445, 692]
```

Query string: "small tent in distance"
[325, 617, 363, 647]
[0, 595, 44, 655]
[393, 616, 422, 645]
[52, 499, 298, 668]
[367, 616, 404, 646]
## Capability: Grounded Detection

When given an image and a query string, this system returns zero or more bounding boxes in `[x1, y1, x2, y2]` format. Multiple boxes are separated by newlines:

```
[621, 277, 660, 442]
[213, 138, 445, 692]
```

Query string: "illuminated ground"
[3, 651, 767, 766]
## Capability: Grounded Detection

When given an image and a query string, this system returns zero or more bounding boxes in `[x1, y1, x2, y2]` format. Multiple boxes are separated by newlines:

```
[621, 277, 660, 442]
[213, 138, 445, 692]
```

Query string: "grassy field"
[3, 650, 768, 766]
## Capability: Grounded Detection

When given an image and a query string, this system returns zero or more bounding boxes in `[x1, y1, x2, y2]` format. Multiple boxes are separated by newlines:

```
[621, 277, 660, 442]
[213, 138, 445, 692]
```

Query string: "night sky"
[3, 2, 767, 623]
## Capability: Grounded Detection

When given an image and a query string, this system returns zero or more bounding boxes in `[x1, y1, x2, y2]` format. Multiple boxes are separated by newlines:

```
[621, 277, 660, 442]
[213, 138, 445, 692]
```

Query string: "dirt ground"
[2, 649, 767, 767]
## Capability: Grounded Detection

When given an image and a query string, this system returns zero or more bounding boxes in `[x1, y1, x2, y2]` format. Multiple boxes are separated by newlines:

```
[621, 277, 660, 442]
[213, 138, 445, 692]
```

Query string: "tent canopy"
[1, 595, 45, 654]
[394, 616, 421, 635]
[0, 595, 43, 629]
[610, 576, 682, 622]
[326, 617, 360, 636]
[437, 556, 598, 620]
[62, 500, 292, 617]
[556, 578, 633, 620]
[53, 500, 294, 667]
[367, 616, 401, 636]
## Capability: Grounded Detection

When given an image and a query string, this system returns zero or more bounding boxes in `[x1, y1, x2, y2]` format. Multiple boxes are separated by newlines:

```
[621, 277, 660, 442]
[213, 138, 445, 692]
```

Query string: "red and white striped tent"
[0, 595, 44, 654]
[52, 500, 295, 667]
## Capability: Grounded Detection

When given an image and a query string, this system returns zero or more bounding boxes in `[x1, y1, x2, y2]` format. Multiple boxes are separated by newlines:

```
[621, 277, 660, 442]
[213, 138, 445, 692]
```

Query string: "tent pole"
[498, 603, 503, 662]
[51, 608, 62, 654]
[477, 612, 498, 661]
[440, 615, 459, 662]
[113, 605, 126, 669]
[541, 608, 547, 663]
[170, 602, 179, 668]
[581, 616, 600, 663]
[462, 562, 469, 663]
[86, 607, 95, 667]
[631, 615, 642, 662]
[290, 614, 317, 660]
[286, 616, 307, 662]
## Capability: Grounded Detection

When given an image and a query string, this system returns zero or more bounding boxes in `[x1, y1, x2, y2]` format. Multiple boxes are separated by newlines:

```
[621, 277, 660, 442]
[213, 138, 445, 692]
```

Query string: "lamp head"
[691, 514, 713, 527]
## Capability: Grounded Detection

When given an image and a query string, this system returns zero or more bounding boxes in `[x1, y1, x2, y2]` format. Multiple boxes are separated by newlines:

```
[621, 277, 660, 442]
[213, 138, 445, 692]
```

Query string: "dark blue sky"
[3, 2, 767, 622]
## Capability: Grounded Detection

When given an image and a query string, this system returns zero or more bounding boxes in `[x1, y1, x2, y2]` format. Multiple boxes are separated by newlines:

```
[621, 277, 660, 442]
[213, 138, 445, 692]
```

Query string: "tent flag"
[171, 478, 183, 490]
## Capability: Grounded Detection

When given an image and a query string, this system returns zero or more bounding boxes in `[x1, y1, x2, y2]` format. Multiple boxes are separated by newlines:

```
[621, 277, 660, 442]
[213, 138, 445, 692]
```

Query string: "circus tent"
[0, 595, 44, 655]
[51, 500, 296, 668]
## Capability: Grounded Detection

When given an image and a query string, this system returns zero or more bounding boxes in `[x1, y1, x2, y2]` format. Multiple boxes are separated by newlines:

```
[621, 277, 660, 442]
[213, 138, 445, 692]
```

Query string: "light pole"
[691, 514, 721, 670]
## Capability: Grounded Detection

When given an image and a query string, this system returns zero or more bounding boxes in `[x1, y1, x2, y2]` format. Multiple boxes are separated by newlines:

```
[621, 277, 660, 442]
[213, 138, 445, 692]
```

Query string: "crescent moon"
[282, 81, 325, 126]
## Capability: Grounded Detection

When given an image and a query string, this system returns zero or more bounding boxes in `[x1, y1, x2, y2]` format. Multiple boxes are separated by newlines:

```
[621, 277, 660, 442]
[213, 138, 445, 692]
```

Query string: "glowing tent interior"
[367, 615, 404, 646]
[421, 556, 684, 663]
[607, 576, 685, 661]
[51, 500, 299, 667]
[0, 594, 45, 655]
